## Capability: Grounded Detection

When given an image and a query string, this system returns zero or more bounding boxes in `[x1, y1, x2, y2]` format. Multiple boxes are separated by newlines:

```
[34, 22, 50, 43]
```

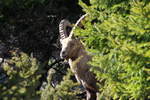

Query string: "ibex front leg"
[86, 88, 97, 100]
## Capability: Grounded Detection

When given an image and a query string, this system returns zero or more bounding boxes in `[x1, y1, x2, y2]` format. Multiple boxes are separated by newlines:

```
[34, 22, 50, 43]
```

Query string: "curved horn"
[59, 19, 72, 40]
[69, 14, 88, 38]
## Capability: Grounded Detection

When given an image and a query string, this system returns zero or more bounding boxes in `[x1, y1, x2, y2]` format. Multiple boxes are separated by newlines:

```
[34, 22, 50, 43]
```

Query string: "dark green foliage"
[41, 68, 83, 100]
[0, 52, 42, 100]
[0, 0, 91, 100]
[0, 0, 83, 61]
[0, 0, 45, 8]
[0, 0, 86, 99]
[77, 0, 150, 99]
[4, 0, 150, 99]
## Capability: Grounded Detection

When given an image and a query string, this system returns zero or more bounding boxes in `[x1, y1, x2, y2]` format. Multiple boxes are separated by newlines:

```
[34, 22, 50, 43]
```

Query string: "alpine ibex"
[59, 14, 98, 100]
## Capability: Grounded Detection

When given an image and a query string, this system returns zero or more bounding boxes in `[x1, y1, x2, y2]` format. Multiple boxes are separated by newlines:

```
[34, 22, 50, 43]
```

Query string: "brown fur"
[59, 16, 98, 100]
[60, 37, 98, 100]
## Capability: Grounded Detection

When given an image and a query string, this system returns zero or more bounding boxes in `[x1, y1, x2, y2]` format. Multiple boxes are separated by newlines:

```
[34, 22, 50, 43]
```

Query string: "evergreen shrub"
[77, 0, 150, 99]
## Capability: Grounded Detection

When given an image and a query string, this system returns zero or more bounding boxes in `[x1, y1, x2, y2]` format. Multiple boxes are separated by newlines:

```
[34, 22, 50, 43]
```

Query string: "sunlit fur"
[60, 37, 98, 100]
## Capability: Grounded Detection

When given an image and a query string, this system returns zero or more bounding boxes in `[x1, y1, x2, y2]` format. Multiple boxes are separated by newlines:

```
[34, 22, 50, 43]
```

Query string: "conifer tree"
[77, 0, 150, 99]
[41, 68, 84, 100]
[0, 52, 42, 100]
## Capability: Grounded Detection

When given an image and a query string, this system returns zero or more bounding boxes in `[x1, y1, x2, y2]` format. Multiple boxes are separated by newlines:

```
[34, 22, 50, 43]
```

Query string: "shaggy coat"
[59, 15, 98, 100]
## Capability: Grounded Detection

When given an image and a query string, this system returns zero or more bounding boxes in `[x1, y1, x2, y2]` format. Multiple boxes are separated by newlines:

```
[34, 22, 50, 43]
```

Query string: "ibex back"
[59, 16, 98, 100]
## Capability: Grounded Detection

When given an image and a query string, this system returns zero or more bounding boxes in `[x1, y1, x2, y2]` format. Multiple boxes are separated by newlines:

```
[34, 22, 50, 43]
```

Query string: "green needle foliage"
[77, 0, 150, 99]
[0, 52, 42, 100]
[41, 68, 82, 100]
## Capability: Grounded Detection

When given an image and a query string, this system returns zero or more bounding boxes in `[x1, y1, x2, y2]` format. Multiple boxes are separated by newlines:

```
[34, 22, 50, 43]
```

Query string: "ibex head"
[59, 14, 87, 59]
[59, 20, 79, 59]
[60, 37, 81, 59]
